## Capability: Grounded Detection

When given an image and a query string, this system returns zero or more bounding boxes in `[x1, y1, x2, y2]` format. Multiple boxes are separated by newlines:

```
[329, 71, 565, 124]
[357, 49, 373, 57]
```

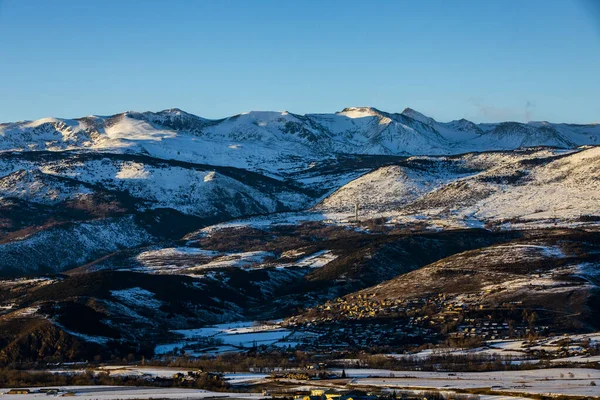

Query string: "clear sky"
[1, 0, 599, 124]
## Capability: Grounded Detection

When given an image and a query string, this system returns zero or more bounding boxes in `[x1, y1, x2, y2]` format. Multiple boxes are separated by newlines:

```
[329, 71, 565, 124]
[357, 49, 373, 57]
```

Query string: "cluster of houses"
[282, 320, 436, 351]
[270, 371, 342, 381]
[172, 369, 224, 382]
[452, 319, 549, 341]
[291, 294, 429, 322]
[284, 292, 555, 350]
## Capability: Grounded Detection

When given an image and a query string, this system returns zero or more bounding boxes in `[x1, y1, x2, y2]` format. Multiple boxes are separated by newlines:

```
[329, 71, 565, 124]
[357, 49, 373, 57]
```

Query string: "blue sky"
[0, 0, 598, 123]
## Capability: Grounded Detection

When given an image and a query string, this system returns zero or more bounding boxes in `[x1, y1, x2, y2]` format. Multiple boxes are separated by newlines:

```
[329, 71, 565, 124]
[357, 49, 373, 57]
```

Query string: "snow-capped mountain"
[1, 107, 598, 174]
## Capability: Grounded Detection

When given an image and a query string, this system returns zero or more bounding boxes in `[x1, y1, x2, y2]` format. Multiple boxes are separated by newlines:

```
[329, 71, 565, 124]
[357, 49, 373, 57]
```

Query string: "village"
[283, 292, 578, 355]
[269, 388, 432, 400]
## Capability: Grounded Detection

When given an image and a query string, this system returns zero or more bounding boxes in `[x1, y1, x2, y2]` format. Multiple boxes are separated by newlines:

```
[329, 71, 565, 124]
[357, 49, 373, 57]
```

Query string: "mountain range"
[0, 107, 598, 363]
[2, 107, 598, 174]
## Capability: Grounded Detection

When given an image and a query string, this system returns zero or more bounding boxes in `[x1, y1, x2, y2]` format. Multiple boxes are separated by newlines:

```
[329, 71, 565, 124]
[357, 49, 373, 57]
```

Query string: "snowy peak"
[337, 106, 385, 119]
[155, 107, 190, 116]
[400, 107, 437, 126]
[446, 118, 482, 134]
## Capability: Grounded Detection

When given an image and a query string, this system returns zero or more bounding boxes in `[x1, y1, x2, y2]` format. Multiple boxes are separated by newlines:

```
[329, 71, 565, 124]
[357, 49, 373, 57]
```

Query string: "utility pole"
[354, 202, 359, 222]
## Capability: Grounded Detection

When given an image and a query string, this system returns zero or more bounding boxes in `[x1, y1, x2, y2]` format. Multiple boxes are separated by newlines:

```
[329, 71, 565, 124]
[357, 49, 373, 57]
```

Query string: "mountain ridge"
[2, 107, 598, 177]
[7, 106, 599, 127]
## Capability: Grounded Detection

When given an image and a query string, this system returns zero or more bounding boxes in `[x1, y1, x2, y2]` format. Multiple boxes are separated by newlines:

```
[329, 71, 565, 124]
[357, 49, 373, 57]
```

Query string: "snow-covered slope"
[0, 150, 316, 275]
[0, 216, 154, 275]
[403, 146, 600, 224]
[0, 170, 92, 204]
[38, 158, 309, 217]
[317, 147, 600, 226]
[316, 158, 476, 212]
[0, 152, 312, 219]
[465, 146, 600, 222]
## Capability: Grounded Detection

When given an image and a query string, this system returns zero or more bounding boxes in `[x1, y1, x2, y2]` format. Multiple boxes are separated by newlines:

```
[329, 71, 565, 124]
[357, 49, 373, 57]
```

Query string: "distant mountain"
[1, 107, 598, 174]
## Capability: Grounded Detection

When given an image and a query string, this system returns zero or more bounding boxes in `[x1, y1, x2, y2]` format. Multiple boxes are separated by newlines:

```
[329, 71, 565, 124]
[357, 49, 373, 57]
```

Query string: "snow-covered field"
[186, 251, 276, 272]
[389, 335, 600, 366]
[131, 244, 340, 275]
[155, 321, 293, 355]
[0, 386, 267, 400]
[341, 368, 600, 398]
[38, 367, 600, 398]
[133, 248, 276, 274]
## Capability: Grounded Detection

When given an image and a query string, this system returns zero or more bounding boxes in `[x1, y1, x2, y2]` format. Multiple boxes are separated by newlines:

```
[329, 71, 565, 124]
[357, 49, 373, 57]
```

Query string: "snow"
[0, 216, 154, 273]
[488, 340, 527, 351]
[27, 366, 600, 399]
[2, 109, 598, 237]
[110, 287, 163, 309]
[395, 347, 527, 359]
[203, 171, 216, 182]
[489, 333, 600, 355]
[104, 115, 177, 142]
[155, 321, 293, 354]
[69, 367, 600, 398]
[196, 211, 328, 234]
[9, 306, 39, 318]
[187, 251, 275, 271]
[52, 322, 111, 345]
[0, 385, 268, 400]
[224, 372, 270, 384]
[401, 108, 437, 127]
[315, 146, 600, 228]
[550, 355, 600, 363]
[386, 332, 600, 366]
[132, 244, 339, 275]
[336, 368, 600, 398]
[316, 162, 475, 213]
[0, 170, 93, 204]
[215, 330, 292, 347]
[337, 107, 383, 119]
[133, 247, 222, 273]
[115, 162, 151, 179]
[34, 157, 310, 217]
[154, 342, 187, 355]
[138, 247, 220, 259]
[292, 250, 338, 268]
[463, 146, 600, 222]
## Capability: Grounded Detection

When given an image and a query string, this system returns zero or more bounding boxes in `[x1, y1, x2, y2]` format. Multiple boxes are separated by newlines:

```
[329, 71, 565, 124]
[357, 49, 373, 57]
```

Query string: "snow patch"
[110, 287, 163, 308]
